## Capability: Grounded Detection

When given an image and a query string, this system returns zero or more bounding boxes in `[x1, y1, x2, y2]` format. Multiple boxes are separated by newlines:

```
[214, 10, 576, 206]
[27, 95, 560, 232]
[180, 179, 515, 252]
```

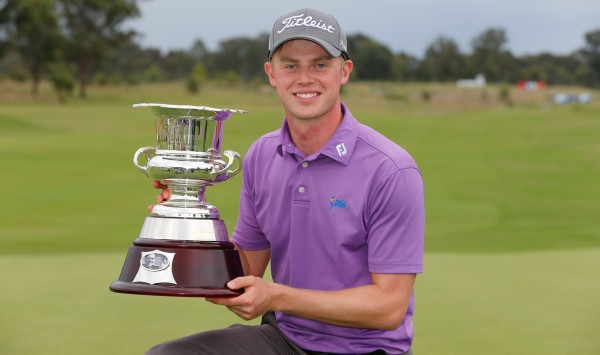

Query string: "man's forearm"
[269, 273, 415, 330]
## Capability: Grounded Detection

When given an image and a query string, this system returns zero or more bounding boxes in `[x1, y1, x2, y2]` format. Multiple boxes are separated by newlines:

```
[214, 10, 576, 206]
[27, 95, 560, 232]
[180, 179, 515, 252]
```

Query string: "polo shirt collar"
[277, 103, 358, 166]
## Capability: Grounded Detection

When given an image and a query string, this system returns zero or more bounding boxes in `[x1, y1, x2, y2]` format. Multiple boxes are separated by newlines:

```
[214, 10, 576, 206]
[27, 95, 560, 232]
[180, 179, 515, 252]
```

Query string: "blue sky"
[126, 0, 599, 57]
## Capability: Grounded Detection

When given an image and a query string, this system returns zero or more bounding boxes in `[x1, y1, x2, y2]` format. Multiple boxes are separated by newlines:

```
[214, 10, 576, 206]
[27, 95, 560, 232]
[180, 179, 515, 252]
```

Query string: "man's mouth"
[295, 92, 318, 99]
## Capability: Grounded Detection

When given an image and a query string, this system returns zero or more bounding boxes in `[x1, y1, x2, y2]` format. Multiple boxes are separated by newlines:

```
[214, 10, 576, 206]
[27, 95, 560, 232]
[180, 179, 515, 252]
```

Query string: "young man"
[147, 8, 424, 355]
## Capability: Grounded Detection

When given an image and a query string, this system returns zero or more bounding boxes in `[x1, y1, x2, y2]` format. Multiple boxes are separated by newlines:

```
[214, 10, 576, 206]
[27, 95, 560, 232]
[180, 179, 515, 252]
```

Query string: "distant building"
[456, 74, 486, 88]
[553, 93, 592, 104]
[516, 81, 547, 90]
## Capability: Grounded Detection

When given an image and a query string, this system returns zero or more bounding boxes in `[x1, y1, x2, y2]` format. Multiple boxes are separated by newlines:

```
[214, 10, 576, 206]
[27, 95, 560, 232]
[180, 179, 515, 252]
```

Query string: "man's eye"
[315, 63, 327, 69]
[285, 65, 296, 70]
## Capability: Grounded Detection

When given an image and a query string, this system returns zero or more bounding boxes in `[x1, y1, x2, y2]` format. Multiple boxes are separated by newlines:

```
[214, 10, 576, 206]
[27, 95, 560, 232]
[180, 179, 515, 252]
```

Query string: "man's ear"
[340, 59, 353, 85]
[264, 61, 276, 87]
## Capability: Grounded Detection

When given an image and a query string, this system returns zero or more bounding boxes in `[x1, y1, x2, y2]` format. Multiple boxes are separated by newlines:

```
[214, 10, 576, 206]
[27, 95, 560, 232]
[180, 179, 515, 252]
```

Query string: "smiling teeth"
[297, 93, 317, 99]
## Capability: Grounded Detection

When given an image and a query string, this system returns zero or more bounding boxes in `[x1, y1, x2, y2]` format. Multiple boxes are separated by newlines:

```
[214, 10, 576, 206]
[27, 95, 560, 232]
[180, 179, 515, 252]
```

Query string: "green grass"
[2, 82, 599, 254]
[0, 82, 284, 255]
[1, 250, 598, 354]
[0, 253, 254, 355]
[1, 81, 599, 354]
[414, 248, 600, 354]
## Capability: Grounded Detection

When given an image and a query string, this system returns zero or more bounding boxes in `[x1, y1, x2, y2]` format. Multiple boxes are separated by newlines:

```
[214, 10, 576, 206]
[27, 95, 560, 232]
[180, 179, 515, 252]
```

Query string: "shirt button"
[298, 186, 305, 193]
[301, 162, 309, 168]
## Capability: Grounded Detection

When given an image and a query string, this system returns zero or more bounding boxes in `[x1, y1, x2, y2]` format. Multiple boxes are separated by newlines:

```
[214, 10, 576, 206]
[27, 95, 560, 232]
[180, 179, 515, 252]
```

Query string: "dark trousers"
[146, 312, 412, 355]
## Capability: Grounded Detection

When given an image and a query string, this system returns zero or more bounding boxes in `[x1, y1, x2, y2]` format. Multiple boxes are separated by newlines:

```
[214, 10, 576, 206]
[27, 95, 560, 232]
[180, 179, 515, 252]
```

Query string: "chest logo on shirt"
[329, 196, 347, 210]
[336, 143, 347, 157]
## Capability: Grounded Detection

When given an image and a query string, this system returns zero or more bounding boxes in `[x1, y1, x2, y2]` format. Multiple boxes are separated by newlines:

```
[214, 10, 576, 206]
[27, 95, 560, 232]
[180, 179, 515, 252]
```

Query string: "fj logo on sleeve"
[336, 143, 347, 157]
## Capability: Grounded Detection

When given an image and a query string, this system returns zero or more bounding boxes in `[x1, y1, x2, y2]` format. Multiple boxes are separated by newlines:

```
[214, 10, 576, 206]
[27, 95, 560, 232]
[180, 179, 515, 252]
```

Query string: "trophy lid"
[133, 103, 247, 121]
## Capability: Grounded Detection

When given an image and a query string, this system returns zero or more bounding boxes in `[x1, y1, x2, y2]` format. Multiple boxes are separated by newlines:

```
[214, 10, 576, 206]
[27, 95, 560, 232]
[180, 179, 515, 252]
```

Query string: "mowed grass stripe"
[2, 84, 600, 253]
[0, 250, 598, 354]
[414, 249, 600, 354]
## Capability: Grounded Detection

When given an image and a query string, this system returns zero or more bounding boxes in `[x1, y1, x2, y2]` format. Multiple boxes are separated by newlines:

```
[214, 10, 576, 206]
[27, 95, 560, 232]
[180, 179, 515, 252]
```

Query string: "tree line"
[1, 0, 599, 100]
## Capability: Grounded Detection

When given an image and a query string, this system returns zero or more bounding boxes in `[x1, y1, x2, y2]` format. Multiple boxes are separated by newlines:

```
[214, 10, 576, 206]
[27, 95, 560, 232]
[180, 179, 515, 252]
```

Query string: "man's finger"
[206, 296, 237, 306]
[227, 276, 255, 290]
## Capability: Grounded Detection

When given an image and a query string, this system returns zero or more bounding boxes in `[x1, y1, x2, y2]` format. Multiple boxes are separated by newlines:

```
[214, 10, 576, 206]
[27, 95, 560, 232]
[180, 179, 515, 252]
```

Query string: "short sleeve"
[231, 146, 271, 251]
[366, 167, 424, 274]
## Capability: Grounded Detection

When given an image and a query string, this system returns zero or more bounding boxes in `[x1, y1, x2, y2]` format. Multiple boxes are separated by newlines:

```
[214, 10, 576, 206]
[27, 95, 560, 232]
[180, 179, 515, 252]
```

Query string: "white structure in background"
[553, 92, 592, 105]
[456, 74, 486, 88]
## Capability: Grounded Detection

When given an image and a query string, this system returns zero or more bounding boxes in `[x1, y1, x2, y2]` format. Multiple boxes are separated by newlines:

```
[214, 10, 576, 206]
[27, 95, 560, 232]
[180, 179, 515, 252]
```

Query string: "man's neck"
[286, 105, 344, 157]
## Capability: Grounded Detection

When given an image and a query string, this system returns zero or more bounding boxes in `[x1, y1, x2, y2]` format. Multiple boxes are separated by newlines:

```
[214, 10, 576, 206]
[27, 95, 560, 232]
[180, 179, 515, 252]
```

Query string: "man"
[147, 8, 424, 355]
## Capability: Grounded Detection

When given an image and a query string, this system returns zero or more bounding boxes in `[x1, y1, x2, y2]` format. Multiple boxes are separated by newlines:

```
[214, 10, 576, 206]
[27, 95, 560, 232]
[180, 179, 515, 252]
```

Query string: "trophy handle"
[133, 146, 156, 176]
[215, 150, 241, 178]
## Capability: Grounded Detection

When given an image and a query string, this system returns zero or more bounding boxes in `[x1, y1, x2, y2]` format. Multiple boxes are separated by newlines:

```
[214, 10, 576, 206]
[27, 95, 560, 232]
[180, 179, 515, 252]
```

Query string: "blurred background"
[1, 1, 599, 354]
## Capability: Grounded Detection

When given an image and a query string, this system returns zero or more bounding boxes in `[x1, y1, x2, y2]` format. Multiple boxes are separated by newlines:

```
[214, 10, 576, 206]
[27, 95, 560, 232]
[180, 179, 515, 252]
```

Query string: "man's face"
[264, 39, 352, 122]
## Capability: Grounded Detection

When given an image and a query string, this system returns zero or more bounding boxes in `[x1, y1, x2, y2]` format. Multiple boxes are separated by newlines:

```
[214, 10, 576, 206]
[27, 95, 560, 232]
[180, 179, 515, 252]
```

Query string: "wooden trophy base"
[109, 238, 244, 297]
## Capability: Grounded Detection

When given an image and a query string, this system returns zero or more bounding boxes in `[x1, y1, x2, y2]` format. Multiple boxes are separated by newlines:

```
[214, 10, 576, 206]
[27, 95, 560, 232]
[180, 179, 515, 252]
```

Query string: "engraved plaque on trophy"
[109, 103, 246, 297]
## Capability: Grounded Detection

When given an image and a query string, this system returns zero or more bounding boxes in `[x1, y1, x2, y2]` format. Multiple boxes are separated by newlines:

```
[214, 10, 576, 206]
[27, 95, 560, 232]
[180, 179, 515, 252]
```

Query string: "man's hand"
[148, 180, 171, 212]
[206, 276, 276, 321]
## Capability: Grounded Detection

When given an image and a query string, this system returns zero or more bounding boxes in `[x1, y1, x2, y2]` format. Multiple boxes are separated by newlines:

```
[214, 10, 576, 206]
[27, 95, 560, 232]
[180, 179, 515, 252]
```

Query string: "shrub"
[144, 65, 163, 82]
[48, 65, 75, 103]
[498, 83, 513, 106]
[421, 89, 431, 102]
[186, 76, 199, 93]
[186, 64, 207, 94]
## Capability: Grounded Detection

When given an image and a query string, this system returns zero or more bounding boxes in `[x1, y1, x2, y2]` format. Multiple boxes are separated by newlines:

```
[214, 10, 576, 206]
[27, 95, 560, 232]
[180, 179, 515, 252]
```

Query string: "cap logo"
[278, 14, 336, 34]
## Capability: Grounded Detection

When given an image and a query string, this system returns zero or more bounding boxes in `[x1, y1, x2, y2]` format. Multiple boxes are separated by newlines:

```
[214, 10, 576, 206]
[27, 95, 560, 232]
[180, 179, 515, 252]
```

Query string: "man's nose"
[297, 67, 313, 83]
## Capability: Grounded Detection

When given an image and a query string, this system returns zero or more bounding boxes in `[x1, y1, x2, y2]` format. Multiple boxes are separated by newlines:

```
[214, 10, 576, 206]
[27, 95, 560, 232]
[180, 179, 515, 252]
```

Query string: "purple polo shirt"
[232, 103, 424, 354]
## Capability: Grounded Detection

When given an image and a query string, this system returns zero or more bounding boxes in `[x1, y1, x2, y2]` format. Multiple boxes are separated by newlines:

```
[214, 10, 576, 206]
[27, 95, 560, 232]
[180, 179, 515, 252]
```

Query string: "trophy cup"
[110, 103, 246, 297]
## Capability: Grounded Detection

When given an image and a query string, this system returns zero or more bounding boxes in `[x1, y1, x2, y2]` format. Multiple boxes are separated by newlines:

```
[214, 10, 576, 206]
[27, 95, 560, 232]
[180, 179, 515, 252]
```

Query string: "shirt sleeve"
[230, 145, 271, 251]
[366, 167, 424, 274]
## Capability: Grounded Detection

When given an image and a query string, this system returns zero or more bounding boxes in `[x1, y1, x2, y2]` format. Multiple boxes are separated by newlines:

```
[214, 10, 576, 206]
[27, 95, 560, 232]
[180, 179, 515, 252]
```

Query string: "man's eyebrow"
[313, 55, 335, 62]
[278, 57, 299, 63]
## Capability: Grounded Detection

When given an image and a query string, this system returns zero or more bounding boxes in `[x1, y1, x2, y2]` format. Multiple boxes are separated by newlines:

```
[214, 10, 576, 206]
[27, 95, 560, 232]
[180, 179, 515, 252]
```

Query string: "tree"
[583, 29, 600, 86]
[390, 52, 420, 82]
[419, 36, 464, 82]
[97, 39, 162, 84]
[205, 34, 268, 82]
[161, 49, 195, 80]
[190, 39, 207, 61]
[0, 0, 63, 96]
[519, 53, 585, 85]
[56, 0, 140, 97]
[347, 34, 394, 80]
[470, 28, 515, 82]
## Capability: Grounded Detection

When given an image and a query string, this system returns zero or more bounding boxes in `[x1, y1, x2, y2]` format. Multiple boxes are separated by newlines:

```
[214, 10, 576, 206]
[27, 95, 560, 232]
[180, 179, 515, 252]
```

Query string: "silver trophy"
[110, 103, 246, 297]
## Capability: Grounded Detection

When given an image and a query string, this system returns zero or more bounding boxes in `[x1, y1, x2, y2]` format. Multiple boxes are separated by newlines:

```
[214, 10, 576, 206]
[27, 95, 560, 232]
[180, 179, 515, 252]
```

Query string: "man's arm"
[271, 273, 415, 330]
[207, 272, 416, 331]
[235, 245, 270, 278]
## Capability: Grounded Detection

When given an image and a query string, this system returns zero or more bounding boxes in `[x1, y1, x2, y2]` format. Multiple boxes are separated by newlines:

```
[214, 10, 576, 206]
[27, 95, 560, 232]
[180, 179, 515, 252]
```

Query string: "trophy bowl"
[109, 103, 247, 297]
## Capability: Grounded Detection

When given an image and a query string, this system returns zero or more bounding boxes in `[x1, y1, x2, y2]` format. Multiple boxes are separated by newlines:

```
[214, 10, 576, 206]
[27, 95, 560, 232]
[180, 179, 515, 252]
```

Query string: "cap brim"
[269, 36, 342, 59]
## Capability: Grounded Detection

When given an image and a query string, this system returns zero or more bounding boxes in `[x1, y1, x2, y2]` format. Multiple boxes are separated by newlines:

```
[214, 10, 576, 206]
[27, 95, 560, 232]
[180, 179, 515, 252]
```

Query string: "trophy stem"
[165, 179, 208, 205]
[151, 179, 219, 219]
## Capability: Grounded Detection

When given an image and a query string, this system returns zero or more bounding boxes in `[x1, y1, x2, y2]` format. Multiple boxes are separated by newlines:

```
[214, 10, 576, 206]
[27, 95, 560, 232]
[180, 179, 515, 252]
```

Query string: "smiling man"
[147, 8, 424, 355]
